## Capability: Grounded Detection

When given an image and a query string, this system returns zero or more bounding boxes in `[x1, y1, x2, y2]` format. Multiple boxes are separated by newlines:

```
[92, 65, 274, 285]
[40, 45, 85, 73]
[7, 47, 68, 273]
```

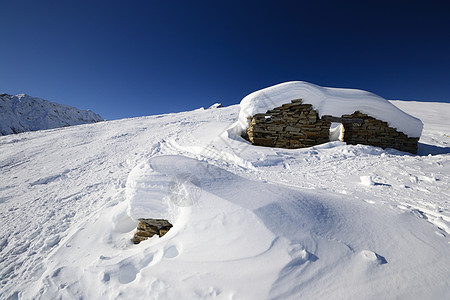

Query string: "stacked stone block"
[341, 111, 419, 154]
[132, 218, 173, 244]
[245, 100, 419, 154]
[246, 99, 331, 148]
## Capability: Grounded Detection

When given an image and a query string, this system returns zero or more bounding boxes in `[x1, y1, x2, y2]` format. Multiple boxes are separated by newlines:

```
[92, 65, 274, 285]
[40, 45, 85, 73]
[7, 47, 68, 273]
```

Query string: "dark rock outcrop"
[132, 218, 173, 244]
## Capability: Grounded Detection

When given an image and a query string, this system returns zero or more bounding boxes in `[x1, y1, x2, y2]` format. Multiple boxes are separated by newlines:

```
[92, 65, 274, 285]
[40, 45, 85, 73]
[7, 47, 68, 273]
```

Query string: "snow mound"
[237, 81, 423, 138]
[126, 156, 207, 221]
[207, 103, 223, 109]
[0, 93, 103, 135]
[125, 154, 450, 298]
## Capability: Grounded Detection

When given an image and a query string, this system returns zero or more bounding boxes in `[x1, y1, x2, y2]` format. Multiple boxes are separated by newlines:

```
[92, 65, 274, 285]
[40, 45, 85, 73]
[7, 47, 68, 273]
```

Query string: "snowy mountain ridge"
[0, 93, 103, 135]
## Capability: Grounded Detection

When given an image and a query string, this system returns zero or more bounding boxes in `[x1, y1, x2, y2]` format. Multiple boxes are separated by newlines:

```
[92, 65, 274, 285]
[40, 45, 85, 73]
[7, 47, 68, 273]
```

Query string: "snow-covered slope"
[237, 81, 423, 138]
[0, 101, 449, 299]
[0, 93, 103, 135]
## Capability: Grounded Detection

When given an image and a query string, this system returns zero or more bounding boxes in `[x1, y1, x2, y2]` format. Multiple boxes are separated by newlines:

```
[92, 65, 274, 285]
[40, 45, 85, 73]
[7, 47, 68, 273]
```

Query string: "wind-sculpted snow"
[0, 93, 103, 135]
[126, 155, 450, 299]
[0, 101, 449, 299]
[237, 81, 423, 138]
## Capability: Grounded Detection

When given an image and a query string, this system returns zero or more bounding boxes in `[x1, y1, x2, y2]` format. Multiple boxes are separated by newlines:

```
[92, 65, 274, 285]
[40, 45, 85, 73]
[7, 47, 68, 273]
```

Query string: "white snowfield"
[0, 93, 103, 135]
[237, 81, 423, 138]
[0, 99, 449, 299]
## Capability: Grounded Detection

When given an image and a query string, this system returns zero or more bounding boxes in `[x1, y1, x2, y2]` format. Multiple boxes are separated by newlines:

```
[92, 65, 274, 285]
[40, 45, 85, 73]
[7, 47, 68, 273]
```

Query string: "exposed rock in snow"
[132, 219, 173, 244]
[237, 81, 423, 138]
[0, 93, 104, 135]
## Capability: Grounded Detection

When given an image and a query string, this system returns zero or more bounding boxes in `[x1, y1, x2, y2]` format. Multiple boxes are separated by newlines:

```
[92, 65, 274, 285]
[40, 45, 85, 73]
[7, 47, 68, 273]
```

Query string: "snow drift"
[0, 93, 103, 135]
[237, 81, 423, 138]
[0, 100, 449, 299]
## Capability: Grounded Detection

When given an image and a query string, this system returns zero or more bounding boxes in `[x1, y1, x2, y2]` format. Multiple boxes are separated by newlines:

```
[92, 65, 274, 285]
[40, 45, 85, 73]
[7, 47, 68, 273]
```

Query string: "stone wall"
[246, 99, 331, 148]
[245, 100, 419, 154]
[340, 111, 419, 154]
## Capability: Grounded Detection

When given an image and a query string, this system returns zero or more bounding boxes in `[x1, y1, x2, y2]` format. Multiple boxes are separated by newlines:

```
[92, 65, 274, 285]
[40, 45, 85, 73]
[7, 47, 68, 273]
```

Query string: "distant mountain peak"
[0, 93, 104, 135]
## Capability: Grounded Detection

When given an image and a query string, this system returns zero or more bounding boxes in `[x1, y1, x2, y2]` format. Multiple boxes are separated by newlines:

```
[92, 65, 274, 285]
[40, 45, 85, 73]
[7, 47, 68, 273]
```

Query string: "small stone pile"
[246, 99, 331, 148]
[132, 218, 173, 244]
[341, 111, 419, 154]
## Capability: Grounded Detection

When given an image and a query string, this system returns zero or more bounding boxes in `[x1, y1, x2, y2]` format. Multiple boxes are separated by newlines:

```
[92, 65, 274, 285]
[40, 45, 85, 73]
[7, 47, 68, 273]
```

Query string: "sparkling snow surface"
[237, 81, 423, 138]
[0, 101, 449, 299]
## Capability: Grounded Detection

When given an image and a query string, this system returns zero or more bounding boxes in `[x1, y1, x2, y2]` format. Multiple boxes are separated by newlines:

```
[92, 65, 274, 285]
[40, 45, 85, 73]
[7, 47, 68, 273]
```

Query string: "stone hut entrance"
[245, 99, 420, 154]
[329, 122, 344, 142]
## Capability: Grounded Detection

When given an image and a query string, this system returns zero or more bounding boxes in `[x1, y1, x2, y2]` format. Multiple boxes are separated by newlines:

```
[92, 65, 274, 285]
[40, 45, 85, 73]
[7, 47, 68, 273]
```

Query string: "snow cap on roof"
[237, 81, 423, 138]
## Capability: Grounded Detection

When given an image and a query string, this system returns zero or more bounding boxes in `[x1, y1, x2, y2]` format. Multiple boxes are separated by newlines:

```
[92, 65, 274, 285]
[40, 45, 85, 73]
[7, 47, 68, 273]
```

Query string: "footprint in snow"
[117, 263, 139, 284]
[195, 286, 222, 297]
[164, 245, 180, 259]
[434, 230, 446, 238]
[360, 250, 387, 264]
[102, 246, 162, 284]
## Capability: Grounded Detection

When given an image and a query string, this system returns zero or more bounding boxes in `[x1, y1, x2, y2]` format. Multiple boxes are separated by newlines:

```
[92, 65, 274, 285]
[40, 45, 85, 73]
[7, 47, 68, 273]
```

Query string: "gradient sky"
[1, 0, 449, 120]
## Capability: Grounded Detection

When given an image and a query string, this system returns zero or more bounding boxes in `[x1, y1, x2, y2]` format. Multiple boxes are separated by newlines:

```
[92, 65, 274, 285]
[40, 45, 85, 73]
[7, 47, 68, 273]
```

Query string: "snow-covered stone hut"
[237, 81, 423, 154]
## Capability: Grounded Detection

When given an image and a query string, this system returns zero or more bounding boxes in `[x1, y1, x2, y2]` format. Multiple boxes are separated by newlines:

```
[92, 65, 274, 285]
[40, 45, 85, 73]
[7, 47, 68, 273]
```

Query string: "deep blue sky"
[1, 0, 449, 120]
